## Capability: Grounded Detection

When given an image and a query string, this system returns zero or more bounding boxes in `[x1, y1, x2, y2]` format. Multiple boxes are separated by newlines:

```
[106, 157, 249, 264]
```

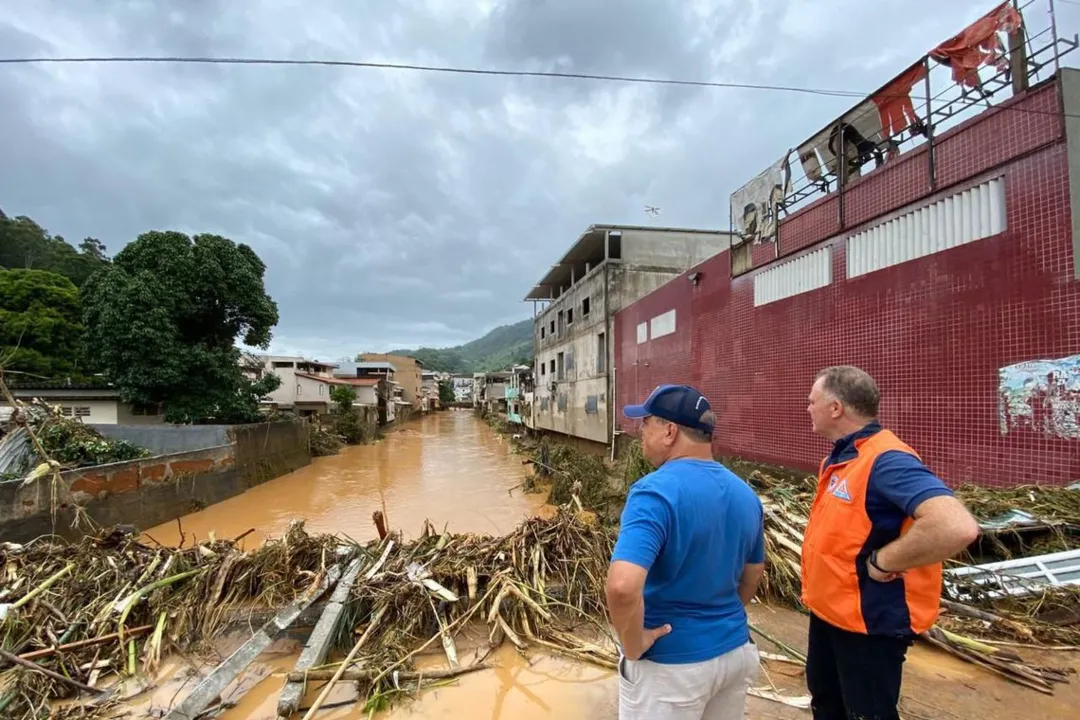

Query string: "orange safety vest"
[801, 429, 942, 635]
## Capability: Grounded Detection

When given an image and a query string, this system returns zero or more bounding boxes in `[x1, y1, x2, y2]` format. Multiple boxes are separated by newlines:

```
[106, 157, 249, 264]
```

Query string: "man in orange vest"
[802, 366, 979, 720]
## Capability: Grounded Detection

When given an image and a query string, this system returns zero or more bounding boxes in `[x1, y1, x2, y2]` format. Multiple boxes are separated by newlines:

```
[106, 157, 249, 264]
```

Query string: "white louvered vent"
[650, 309, 676, 339]
[636, 322, 648, 344]
[753, 247, 832, 307]
[847, 177, 1006, 278]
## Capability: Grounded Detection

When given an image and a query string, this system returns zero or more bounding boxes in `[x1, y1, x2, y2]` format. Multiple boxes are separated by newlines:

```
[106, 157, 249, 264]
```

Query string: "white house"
[243, 355, 339, 416]
[0, 382, 163, 425]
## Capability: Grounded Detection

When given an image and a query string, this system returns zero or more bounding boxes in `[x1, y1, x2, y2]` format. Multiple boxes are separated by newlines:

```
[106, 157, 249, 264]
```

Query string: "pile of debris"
[0, 508, 617, 719]
[0, 403, 149, 482]
[748, 468, 1080, 694]
[522, 440, 620, 511]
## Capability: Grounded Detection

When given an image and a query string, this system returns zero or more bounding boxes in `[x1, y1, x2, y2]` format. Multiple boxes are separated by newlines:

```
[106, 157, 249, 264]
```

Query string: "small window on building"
[540, 326, 545, 339]
[550, 359, 555, 374]
[585, 396, 599, 414]
[297, 383, 303, 395]
[541, 363, 546, 376]
[60, 406, 73, 417]
[567, 308, 574, 325]
[557, 352, 565, 380]
[74, 406, 91, 418]
[273, 361, 295, 368]
[550, 320, 555, 334]
[582, 296, 591, 316]
[319, 384, 325, 395]
[597, 332, 606, 372]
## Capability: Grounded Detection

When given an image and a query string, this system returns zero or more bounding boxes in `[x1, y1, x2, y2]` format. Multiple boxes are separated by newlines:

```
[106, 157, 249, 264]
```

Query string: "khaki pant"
[618, 642, 760, 720]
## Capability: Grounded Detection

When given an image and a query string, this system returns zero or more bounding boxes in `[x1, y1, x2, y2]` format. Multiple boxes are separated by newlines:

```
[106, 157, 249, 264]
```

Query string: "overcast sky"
[1, 1, 1075, 360]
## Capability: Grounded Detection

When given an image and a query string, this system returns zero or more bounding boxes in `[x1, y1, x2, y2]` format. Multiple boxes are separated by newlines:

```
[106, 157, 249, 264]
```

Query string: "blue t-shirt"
[611, 458, 766, 664]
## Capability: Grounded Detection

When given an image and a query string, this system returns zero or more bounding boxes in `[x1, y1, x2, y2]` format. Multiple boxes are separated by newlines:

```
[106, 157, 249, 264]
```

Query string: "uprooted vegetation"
[0, 509, 616, 719]
[0, 403, 149, 482]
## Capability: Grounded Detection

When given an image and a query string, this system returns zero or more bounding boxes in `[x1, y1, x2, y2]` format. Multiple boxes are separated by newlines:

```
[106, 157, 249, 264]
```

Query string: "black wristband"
[869, 550, 894, 574]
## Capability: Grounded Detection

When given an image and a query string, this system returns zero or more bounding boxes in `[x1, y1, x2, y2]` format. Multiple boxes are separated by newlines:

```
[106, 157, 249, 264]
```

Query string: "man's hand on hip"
[622, 623, 672, 661]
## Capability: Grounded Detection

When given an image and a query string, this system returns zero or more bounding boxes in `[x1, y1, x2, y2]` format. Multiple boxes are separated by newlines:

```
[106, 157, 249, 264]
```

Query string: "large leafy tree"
[0, 268, 89, 379]
[0, 210, 111, 287]
[82, 231, 281, 423]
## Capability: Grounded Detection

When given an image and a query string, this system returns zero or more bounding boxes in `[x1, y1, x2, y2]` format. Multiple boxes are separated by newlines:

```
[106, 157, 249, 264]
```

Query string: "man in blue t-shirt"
[607, 384, 766, 720]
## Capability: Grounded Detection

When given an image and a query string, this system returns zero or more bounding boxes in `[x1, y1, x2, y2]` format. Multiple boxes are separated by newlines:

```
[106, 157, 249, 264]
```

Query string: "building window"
[74, 406, 91, 418]
[597, 332, 606, 372]
[297, 383, 303, 395]
[567, 308, 574, 325]
[59, 406, 73, 417]
[550, 320, 555, 334]
[541, 363, 546, 376]
[585, 395, 599, 414]
[549, 359, 555, 374]
[319, 384, 325, 395]
[540, 326, 545, 339]
[582, 296, 590, 316]
[557, 352, 565, 380]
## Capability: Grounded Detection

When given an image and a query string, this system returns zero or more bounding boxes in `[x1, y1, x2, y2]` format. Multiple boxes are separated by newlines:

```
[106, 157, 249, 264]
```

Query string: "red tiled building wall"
[614, 80, 1080, 488]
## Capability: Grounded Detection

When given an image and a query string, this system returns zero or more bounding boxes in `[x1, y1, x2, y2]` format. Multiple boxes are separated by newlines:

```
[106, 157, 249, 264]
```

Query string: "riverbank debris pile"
[0, 508, 617, 719]
[748, 468, 1080, 694]
[0, 521, 343, 719]
[0, 402, 149, 482]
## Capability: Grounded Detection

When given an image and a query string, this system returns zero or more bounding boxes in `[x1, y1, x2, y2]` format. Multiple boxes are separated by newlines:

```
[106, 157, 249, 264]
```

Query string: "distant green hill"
[388, 318, 534, 373]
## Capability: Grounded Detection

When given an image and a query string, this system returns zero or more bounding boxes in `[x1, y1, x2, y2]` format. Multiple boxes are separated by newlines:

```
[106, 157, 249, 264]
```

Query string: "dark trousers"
[806, 613, 913, 720]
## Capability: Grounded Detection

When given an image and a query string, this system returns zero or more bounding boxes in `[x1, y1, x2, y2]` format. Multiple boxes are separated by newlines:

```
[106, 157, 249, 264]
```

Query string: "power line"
[0, 55, 871, 99]
[1, 53, 1077, 119]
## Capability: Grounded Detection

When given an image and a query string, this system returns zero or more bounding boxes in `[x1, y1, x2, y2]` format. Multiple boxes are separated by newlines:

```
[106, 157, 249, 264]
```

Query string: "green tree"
[330, 385, 370, 443]
[438, 380, 455, 406]
[0, 211, 111, 287]
[331, 385, 357, 412]
[81, 230, 281, 423]
[0, 268, 89, 379]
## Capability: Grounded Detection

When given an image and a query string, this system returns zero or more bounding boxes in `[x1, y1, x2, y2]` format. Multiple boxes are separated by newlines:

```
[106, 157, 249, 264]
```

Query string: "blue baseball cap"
[623, 384, 714, 435]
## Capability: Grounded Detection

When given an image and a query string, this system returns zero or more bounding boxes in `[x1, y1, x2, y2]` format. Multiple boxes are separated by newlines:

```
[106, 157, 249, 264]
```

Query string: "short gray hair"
[816, 366, 880, 418]
[677, 410, 716, 444]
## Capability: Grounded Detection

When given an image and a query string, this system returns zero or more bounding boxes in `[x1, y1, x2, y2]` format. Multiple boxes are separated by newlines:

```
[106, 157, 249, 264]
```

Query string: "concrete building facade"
[525, 225, 734, 444]
[358, 354, 424, 410]
[245, 355, 338, 416]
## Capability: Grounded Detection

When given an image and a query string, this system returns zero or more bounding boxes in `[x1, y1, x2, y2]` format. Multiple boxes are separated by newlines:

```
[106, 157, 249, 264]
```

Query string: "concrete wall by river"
[0, 420, 309, 543]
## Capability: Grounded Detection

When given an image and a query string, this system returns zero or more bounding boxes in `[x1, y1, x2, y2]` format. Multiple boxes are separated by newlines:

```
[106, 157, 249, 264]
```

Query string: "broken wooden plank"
[162, 562, 345, 720]
[276, 557, 366, 719]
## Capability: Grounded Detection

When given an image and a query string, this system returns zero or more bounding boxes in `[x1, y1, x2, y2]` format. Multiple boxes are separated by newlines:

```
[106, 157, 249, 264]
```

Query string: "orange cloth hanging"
[872, 63, 927, 138]
[929, 2, 1023, 88]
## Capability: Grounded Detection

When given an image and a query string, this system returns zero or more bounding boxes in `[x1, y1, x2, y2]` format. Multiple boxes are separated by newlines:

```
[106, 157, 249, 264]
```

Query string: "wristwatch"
[869, 550, 895, 574]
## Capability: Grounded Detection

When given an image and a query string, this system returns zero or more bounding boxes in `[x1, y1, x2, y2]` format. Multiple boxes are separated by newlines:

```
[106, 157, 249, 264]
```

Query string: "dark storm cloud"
[1, 0, 1073, 359]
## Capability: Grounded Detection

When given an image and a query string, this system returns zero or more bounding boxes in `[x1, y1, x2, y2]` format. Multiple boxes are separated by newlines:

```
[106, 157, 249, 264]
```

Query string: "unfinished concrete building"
[524, 225, 734, 444]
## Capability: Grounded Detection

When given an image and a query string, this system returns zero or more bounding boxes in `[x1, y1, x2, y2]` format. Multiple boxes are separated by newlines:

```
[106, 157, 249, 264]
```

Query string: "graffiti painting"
[998, 354, 1080, 440]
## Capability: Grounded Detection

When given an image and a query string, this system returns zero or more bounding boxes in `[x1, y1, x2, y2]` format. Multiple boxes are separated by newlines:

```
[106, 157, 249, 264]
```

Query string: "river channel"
[139, 411, 617, 719]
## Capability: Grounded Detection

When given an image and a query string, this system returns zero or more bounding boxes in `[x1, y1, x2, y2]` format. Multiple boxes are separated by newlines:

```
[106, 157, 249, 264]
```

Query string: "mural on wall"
[998, 354, 1080, 440]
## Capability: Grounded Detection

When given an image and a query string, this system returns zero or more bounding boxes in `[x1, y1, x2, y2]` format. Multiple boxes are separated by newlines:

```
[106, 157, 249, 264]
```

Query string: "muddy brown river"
[139, 411, 616, 719]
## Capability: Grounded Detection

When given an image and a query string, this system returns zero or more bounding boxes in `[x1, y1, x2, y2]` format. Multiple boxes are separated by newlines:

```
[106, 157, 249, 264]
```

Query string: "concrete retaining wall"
[0, 420, 310, 543]
[89, 424, 230, 454]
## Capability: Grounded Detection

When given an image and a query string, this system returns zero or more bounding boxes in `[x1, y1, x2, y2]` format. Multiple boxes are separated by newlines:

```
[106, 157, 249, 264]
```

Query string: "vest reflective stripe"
[800, 429, 943, 635]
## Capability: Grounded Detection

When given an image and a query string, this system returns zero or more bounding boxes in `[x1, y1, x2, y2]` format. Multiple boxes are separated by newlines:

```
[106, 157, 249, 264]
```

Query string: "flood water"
[144, 411, 550, 547]
[139, 411, 616, 719]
